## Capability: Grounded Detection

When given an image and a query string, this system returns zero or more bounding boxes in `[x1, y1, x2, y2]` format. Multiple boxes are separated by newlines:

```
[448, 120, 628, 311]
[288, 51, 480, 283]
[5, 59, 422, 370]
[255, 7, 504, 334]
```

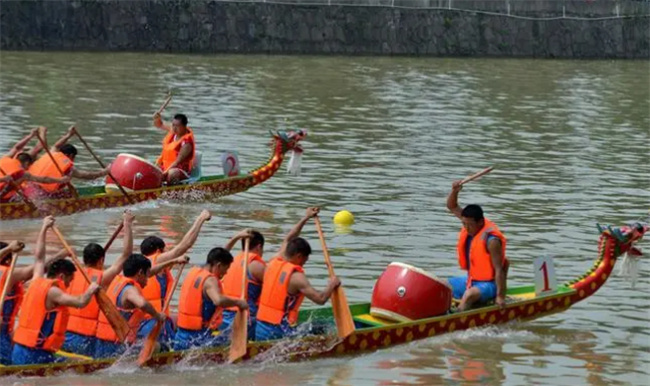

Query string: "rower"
[138, 210, 211, 340]
[152, 112, 196, 185]
[0, 129, 69, 203]
[94, 253, 187, 359]
[172, 247, 248, 350]
[255, 208, 341, 341]
[219, 229, 265, 340]
[24, 126, 110, 199]
[61, 210, 135, 357]
[11, 216, 100, 366]
[446, 180, 508, 311]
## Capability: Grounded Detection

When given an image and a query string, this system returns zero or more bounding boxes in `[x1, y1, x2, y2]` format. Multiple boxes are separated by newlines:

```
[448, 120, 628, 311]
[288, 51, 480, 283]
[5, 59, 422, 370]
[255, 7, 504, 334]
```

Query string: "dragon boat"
[0, 130, 305, 221]
[0, 222, 645, 378]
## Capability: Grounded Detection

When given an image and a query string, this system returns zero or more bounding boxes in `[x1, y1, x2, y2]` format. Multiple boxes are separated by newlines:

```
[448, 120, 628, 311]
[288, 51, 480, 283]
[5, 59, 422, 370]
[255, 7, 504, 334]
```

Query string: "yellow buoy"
[333, 210, 355, 226]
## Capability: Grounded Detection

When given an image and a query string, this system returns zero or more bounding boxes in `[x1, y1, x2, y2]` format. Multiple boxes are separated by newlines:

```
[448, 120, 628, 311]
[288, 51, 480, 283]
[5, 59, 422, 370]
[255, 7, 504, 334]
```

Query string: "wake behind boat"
[0, 221, 645, 378]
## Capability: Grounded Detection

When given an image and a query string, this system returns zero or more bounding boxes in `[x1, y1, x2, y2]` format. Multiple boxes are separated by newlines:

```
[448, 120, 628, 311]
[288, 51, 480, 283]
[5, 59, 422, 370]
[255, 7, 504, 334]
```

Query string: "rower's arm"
[446, 181, 464, 219]
[33, 216, 55, 280]
[24, 172, 70, 184]
[164, 143, 192, 172]
[204, 276, 248, 310]
[71, 167, 109, 180]
[50, 127, 76, 153]
[249, 260, 266, 284]
[101, 213, 135, 287]
[149, 256, 188, 277]
[223, 229, 251, 252]
[153, 113, 171, 133]
[7, 130, 36, 158]
[47, 284, 98, 309]
[157, 210, 211, 264]
[123, 286, 160, 318]
[9, 248, 70, 287]
[290, 272, 340, 306]
[488, 238, 506, 297]
[279, 207, 320, 257]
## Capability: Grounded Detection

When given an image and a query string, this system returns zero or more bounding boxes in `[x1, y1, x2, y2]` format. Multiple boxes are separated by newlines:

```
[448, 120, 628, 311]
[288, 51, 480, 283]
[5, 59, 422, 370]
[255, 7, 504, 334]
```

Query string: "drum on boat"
[105, 153, 163, 193]
[370, 262, 452, 322]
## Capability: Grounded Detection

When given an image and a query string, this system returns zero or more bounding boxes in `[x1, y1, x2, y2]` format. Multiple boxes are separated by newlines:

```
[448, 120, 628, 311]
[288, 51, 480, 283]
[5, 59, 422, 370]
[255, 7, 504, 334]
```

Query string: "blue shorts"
[94, 339, 125, 359]
[62, 332, 98, 357]
[11, 344, 62, 365]
[172, 327, 228, 351]
[220, 310, 257, 341]
[137, 318, 175, 351]
[448, 275, 497, 304]
[0, 329, 12, 365]
[254, 320, 296, 342]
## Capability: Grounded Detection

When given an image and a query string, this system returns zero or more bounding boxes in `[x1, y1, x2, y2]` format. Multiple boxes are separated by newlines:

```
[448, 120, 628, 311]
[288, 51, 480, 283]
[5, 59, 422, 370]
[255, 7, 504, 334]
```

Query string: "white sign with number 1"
[534, 256, 557, 296]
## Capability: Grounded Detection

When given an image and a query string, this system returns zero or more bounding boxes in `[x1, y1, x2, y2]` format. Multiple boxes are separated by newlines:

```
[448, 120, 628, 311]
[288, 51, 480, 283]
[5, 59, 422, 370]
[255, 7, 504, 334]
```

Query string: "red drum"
[370, 262, 452, 322]
[105, 153, 163, 193]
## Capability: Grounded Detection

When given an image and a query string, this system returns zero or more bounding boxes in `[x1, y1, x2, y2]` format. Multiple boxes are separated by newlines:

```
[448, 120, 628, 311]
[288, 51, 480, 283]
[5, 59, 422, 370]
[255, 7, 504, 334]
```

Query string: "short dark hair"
[173, 114, 188, 126]
[16, 152, 33, 166]
[123, 254, 151, 277]
[206, 247, 233, 266]
[286, 237, 311, 259]
[58, 144, 77, 158]
[140, 236, 165, 256]
[461, 204, 484, 221]
[47, 260, 76, 278]
[83, 243, 105, 266]
[242, 230, 265, 250]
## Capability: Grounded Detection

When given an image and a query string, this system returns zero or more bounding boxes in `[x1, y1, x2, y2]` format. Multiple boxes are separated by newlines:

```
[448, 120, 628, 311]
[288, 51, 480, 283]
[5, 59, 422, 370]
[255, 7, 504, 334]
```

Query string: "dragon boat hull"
[0, 223, 645, 378]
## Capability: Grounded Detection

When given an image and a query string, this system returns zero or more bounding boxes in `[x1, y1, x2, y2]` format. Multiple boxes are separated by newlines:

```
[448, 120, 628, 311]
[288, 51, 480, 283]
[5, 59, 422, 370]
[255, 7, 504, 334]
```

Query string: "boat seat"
[180, 151, 202, 184]
[353, 313, 398, 328]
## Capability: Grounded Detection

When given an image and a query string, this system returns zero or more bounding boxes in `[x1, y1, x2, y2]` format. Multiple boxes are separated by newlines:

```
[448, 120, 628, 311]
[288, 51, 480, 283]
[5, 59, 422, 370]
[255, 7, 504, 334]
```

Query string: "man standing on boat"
[11, 216, 100, 365]
[173, 247, 249, 350]
[61, 210, 135, 357]
[446, 181, 508, 311]
[24, 126, 110, 199]
[255, 207, 342, 341]
[152, 112, 195, 185]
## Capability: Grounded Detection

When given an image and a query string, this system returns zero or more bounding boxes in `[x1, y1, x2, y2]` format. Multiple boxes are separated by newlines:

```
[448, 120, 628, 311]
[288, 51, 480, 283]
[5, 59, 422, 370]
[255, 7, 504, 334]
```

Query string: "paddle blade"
[138, 321, 162, 366]
[331, 287, 355, 339]
[96, 289, 130, 343]
[228, 309, 249, 363]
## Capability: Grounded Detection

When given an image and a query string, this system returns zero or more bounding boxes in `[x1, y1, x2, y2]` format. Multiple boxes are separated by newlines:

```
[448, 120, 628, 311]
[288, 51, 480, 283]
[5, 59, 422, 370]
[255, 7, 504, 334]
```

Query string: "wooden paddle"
[155, 92, 172, 116]
[314, 216, 355, 339]
[34, 127, 79, 198]
[0, 253, 19, 319]
[460, 166, 494, 186]
[51, 226, 130, 341]
[73, 130, 134, 204]
[138, 261, 185, 366]
[0, 165, 39, 212]
[103, 222, 124, 253]
[228, 238, 250, 363]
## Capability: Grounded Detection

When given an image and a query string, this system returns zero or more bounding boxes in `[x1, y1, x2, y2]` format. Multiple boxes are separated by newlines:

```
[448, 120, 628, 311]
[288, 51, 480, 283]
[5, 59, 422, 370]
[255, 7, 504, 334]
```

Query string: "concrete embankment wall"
[1, 0, 648, 58]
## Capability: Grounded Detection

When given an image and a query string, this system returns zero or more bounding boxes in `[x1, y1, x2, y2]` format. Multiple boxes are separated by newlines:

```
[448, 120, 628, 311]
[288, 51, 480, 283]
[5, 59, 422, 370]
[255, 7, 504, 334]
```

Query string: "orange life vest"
[221, 252, 265, 312]
[456, 218, 507, 282]
[0, 263, 24, 335]
[177, 267, 224, 330]
[256, 257, 305, 326]
[66, 267, 103, 337]
[95, 275, 144, 343]
[13, 278, 69, 352]
[27, 152, 73, 193]
[142, 252, 173, 318]
[0, 156, 24, 200]
[156, 128, 195, 172]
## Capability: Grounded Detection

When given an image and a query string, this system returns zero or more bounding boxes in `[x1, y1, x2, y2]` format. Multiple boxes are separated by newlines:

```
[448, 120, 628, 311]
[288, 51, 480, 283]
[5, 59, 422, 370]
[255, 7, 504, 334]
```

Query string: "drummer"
[24, 126, 110, 199]
[152, 112, 195, 185]
[446, 180, 508, 311]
